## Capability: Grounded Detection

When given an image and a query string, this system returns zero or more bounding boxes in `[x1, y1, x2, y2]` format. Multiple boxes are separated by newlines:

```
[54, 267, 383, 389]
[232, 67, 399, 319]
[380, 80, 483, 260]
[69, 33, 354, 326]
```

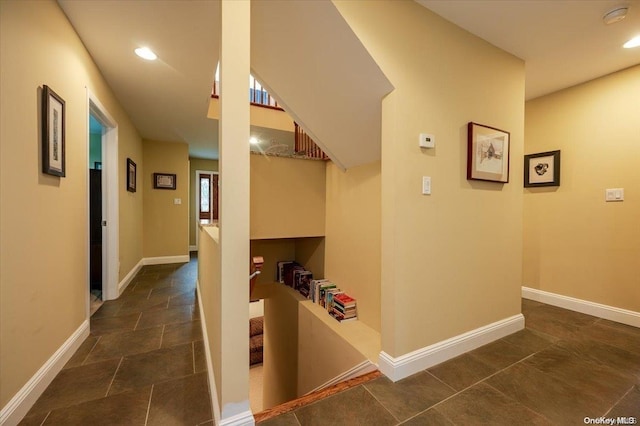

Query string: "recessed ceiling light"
[603, 6, 628, 24]
[134, 47, 157, 61]
[623, 35, 640, 48]
[249, 137, 259, 145]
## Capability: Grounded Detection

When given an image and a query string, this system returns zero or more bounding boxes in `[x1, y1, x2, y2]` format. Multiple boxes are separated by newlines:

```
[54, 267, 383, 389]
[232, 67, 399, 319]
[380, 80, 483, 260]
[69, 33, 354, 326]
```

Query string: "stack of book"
[330, 293, 357, 322]
[276, 260, 358, 322]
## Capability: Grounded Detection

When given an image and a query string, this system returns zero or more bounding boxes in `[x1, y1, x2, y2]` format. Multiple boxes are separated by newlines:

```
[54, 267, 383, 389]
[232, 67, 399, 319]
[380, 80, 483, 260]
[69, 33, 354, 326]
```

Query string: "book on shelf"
[276, 261, 294, 283]
[325, 289, 343, 312]
[294, 270, 313, 298]
[318, 282, 337, 307]
[283, 262, 304, 288]
[310, 279, 329, 303]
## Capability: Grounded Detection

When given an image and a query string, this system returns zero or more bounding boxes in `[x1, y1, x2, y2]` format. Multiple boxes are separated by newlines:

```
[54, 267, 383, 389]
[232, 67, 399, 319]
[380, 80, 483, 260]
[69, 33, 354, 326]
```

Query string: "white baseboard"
[306, 360, 377, 395]
[0, 320, 90, 426]
[143, 255, 190, 266]
[522, 287, 640, 328]
[118, 259, 143, 295]
[189, 245, 197, 252]
[196, 279, 222, 426]
[220, 402, 254, 426]
[379, 314, 524, 382]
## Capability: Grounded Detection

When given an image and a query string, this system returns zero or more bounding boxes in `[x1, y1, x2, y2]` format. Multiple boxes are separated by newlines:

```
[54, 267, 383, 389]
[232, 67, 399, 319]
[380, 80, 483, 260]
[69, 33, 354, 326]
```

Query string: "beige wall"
[324, 161, 382, 332]
[208, 97, 295, 132]
[524, 65, 640, 313]
[250, 155, 326, 239]
[0, 0, 143, 409]
[189, 157, 219, 247]
[143, 140, 189, 258]
[197, 226, 223, 413]
[335, 1, 525, 356]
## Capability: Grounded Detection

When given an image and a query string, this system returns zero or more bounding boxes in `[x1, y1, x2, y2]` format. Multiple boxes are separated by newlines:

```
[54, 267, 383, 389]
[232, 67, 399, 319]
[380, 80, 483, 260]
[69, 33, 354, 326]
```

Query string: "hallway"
[20, 256, 213, 425]
[18, 255, 640, 425]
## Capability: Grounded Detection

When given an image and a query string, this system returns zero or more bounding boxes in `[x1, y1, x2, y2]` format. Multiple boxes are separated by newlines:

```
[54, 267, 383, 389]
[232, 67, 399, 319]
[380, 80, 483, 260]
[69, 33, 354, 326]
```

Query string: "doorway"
[89, 114, 104, 315]
[195, 170, 219, 249]
[87, 92, 119, 320]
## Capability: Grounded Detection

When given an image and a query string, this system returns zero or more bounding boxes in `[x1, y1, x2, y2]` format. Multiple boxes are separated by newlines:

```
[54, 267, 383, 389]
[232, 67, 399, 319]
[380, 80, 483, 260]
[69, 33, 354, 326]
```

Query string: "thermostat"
[419, 133, 435, 149]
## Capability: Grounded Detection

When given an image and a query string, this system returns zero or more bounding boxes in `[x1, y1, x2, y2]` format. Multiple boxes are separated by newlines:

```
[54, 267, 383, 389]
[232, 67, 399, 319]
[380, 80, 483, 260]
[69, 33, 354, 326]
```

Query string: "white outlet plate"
[174, 198, 182, 205]
[419, 133, 435, 149]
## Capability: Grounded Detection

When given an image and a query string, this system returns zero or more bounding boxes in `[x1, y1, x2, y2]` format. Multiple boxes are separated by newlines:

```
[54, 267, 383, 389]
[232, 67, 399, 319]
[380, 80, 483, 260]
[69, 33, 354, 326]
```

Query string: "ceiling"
[58, 1, 640, 161]
[417, 0, 640, 100]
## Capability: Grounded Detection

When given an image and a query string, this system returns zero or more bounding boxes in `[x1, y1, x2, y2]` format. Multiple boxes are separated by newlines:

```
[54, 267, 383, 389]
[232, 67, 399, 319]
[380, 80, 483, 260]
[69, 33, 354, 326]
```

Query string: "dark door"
[89, 169, 102, 292]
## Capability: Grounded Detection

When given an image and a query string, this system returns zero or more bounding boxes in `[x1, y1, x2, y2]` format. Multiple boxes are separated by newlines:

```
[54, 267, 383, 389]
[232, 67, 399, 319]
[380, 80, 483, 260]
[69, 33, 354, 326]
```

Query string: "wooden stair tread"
[253, 370, 382, 423]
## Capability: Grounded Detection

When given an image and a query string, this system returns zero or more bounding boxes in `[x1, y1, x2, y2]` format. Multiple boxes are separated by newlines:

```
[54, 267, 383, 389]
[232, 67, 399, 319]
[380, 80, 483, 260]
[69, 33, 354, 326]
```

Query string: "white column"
[219, 0, 252, 423]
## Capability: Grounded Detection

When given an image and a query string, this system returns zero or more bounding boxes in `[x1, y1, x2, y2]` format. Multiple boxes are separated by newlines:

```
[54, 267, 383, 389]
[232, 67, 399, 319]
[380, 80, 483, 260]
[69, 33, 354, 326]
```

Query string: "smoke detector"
[603, 6, 629, 24]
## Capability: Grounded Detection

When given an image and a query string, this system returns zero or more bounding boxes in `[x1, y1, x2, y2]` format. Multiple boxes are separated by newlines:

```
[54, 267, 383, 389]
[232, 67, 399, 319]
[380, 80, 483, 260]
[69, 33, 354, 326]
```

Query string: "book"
[333, 293, 356, 307]
[325, 289, 343, 312]
[282, 262, 304, 287]
[318, 282, 336, 307]
[310, 279, 329, 303]
[276, 261, 294, 283]
[295, 270, 313, 298]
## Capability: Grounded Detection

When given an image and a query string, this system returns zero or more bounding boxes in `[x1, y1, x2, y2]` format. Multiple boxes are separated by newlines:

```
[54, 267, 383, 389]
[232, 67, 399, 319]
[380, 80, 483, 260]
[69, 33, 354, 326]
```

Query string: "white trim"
[220, 402, 254, 426]
[378, 314, 524, 382]
[196, 279, 221, 426]
[189, 245, 198, 252]
[143, 255, 190, 266]
[0, 321, 90, 426]
[306, 360, 378, 395]
[522, 287, 640, 328]
[118, 259, 144, 295]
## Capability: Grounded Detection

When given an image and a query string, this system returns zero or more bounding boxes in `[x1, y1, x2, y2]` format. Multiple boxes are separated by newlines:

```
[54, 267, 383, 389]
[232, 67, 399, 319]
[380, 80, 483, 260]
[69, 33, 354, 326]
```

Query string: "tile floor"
[19, 258, 640, 426]
[259, 299, 640, 425]
[20, 255, 213, 426]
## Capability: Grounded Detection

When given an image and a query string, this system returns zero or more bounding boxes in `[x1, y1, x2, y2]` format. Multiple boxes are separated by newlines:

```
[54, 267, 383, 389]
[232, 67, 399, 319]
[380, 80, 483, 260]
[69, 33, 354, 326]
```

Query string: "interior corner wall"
[324, 161, 382, 333]
[143, 140, 189, 258]
[189, 157, 219, 247]
[0, 0, 143, 410]
[524, 65, 640, 313]
[335, 1, 525, 357]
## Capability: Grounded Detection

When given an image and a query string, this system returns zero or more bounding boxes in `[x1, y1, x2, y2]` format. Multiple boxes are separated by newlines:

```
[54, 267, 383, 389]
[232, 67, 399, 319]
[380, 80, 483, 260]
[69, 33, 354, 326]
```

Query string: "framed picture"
[126, 158, 136, 192]
[467, 122, 510, 183]
[524, 150, 561, 187]
[153, 173, 176, 190]
[42, 85, 66, 177]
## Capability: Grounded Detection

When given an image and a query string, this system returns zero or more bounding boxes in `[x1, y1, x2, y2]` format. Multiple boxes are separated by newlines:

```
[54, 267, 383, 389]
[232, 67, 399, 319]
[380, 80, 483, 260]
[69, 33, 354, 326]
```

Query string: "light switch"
[174, 198, 182, 205]
[422, 176, 431, 195]
[605, 188, 624, 202]
[419, 133, 435, 149]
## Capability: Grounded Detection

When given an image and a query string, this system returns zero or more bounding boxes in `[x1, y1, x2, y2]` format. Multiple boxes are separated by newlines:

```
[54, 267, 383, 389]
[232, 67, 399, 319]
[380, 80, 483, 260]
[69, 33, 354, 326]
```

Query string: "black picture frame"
[467, 122, 510, 183]
[127, 158, 136, 192]
[42, 85, 66, 177]
[524, 150, 561, 187]
[153, 173, 177, 190]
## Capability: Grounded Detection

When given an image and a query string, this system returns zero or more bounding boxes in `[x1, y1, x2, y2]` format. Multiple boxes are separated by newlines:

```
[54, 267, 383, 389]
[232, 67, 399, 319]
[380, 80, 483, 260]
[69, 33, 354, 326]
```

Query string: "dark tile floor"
[259, 299, 640, 425]
[19, 260, 640, 426]
[20, 256, 213, 426]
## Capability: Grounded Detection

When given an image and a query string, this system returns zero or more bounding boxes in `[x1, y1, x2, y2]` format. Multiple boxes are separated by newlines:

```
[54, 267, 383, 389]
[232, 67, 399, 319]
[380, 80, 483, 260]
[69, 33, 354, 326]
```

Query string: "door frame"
[87, 90, 119, 314]
[195, 169, 218, 249]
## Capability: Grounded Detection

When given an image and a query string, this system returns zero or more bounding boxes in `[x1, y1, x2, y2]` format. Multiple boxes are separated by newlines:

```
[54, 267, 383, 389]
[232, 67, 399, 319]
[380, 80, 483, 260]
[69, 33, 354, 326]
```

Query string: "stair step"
[253, 370, 382, 423]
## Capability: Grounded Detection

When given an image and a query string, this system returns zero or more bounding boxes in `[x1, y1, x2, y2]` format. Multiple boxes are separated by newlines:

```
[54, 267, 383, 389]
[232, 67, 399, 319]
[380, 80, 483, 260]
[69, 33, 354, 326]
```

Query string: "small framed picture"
[42, 85, 66, 177]
[524, 150, 561, 187]
[467, 122, 510, 183]
[126, 158, 136, 192]
[153, 173, 176, 190]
